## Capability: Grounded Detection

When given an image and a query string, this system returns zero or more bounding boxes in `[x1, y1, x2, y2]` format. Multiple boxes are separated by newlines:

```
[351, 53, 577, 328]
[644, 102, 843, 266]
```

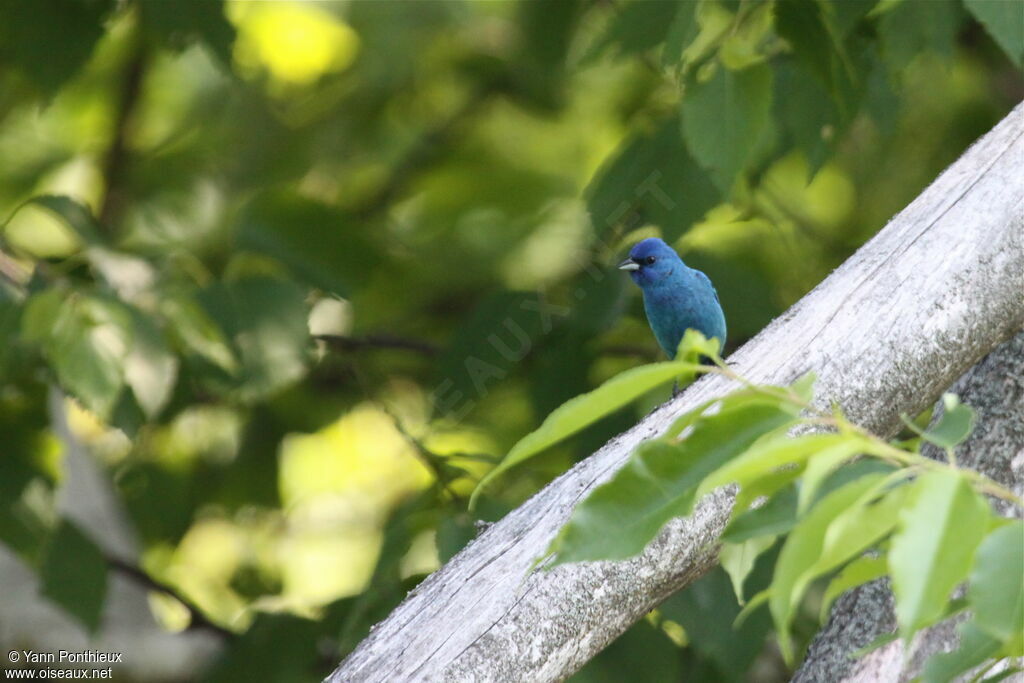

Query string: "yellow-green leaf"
[889, 469, 992, 642]
[770, 472, 886, 663]
[549, 399, 795, 564]
[470, 360, 702, 508]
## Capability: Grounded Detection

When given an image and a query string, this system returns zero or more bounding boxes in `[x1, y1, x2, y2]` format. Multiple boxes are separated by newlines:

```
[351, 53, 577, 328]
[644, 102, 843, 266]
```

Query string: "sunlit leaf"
[806, 480, 910, 584]
[889, 469, 991, 642]
[724, 484, 799, 542]
[19, 195, 106, 246]
[697, 432, 847, 499]
[770, 472, 886, 662]
[470, 358, 703, 508]
[22, 290, 128, 419]
[798, 439, 865, 512]
[548, 399, 795, 564]
[968, 521, 1024, 651]
[675, 327, 722, 364]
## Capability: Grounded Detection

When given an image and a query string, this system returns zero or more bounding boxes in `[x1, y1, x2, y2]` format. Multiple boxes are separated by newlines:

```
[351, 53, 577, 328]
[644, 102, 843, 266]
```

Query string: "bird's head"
[617, 237, 681, 287]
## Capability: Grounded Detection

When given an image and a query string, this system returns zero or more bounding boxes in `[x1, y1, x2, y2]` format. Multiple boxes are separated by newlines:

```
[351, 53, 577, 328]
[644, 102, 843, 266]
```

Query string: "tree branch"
[314, 333, 440, 356]
[106, 556, 234, 639]
[98, 26, 146, 231]
[328, 102, 1024, 683]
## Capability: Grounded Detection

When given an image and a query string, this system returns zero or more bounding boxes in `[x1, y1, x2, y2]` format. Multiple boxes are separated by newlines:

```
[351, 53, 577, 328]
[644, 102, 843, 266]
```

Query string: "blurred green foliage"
[0, 0, 1019, 680]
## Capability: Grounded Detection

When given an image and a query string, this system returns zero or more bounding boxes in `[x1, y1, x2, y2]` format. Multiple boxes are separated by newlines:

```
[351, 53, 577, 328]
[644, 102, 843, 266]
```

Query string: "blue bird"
[618, 237, 726, 360]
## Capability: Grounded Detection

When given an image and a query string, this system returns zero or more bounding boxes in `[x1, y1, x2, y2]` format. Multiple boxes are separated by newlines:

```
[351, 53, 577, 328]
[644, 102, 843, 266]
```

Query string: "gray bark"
[793, 330, 1024, 683]
[328, 103, 1024, 683]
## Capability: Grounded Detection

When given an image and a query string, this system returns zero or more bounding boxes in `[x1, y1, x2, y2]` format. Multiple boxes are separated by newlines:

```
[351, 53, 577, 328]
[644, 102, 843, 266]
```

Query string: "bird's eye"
[645, 256, 656, 265]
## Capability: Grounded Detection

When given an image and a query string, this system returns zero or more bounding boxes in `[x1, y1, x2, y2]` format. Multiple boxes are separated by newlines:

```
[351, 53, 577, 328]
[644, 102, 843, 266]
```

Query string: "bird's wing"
[694, 270, 720, 303]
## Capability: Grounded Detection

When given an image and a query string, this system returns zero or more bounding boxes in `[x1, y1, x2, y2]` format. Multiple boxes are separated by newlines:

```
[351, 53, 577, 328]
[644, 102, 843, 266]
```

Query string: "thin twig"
[316, 334, 661, 361]
[314, 334, 440, 356]
[380, 407, 463, 504]
[106, 556, 233, 638]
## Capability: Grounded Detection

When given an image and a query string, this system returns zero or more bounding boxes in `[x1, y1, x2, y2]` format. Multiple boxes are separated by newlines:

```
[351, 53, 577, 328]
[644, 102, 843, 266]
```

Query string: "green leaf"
[18, 195, 106, 246]
[23, 291, 129, 419]
[772, 58, 838, 173]
[889, 469, 991, 642]
[436, 513, 477, 565]
[819, 553, 888, 622]
[0, 294, 23, 380]
[0, 0, 114, 96]
[469, 359, 702, 508]
[968, 521, 1024, 650]
[138, 0, 236, 66]
[775, 0, 839, 87]
[734, 587, 771, 628]
[831, 0, 876, 36]
[660, 566, 774, 679]
[200, 613, 321, 683]
[435, 291, 549, 419]
[587, 0, 680, 61]
[964, 0, 1023, 67]
[585, 117, 719, 241]
[724, 484, 799, 542]
[808, 480, 911, 582]
[40, 520, 108, 632]
[237, 193, 382, 297]
[697, 432, 848, 499]
[161, 293, 238, 374]
[681, 62, 773, 191]
[921, 393, 976, 450]
[798, 439, 865, 513]
[124, 308, 178, 419]
[549, 399, 795, 564]
[661, 1, 699, 67]
[877, 0, 960, 73]
[770, 472, 886, 663]
[675, 328, 723, 364]
[920, 620, 1003, 683]
[197, 278, 309, 402]
[720, 535, 777, 604]
[572, 617, 684, 683]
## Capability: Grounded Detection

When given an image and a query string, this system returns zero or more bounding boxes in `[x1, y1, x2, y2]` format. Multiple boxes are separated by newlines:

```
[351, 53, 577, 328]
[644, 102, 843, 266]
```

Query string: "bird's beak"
[617, 258, 640, 271]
